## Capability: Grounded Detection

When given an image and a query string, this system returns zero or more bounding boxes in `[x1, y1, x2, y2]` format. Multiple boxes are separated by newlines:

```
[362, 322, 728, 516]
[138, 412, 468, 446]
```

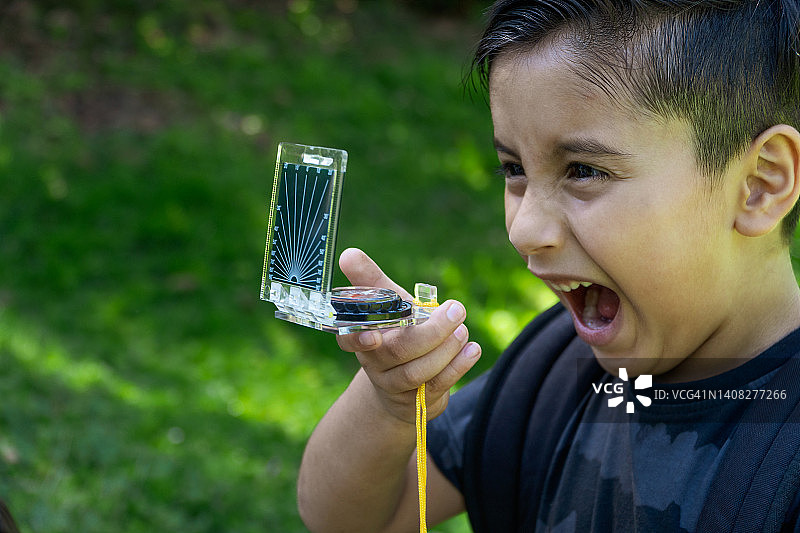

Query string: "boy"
[297, 0, 800, 531]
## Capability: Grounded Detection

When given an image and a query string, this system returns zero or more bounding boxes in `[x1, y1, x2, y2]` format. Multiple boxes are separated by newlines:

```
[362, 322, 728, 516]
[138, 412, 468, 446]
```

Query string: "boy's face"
[490, 45, 742, 377]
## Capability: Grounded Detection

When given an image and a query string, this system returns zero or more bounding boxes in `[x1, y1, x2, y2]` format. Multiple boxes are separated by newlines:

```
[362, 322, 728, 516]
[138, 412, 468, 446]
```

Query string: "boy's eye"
[566, 163, 609, 182]
[497, 162, 525, 179]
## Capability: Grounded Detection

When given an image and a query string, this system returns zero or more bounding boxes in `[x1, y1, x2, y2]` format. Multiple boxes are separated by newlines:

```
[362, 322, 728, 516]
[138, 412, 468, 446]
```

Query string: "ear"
[734, 125, 800, 238]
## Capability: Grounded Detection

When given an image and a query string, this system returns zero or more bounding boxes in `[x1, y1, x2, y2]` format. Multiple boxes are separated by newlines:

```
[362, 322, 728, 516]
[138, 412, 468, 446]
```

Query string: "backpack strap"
[697, 354, 800, 533]
[462, 304, 602, 532]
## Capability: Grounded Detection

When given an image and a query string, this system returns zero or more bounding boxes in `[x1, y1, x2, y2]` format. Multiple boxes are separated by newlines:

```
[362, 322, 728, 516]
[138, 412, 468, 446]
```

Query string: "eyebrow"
[493, 138, 519, 158]
[557, 138, 633, 159]
[493, 137, 633, 160]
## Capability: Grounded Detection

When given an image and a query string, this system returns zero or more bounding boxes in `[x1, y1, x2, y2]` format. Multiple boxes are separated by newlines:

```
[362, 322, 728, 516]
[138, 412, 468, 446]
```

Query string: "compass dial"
[267, 162, 336, 291]
[331, 286, 413, 321]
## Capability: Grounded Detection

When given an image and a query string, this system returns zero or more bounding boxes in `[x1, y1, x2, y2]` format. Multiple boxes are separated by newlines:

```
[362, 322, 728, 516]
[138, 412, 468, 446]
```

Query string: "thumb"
[338, 248, 412, 301]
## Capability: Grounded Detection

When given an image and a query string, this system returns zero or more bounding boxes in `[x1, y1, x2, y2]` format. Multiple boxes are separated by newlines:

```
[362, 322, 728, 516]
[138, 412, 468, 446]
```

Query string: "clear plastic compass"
[260, 142, 438, 334]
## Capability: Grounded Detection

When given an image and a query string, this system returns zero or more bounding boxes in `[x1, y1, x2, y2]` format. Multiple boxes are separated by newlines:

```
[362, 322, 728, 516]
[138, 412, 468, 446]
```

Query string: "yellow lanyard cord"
[416, 383, 427, 533]
[412, 284, 438, 533]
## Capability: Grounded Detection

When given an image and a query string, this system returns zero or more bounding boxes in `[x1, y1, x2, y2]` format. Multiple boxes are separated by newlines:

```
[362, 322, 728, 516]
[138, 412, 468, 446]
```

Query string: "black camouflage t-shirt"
[428, 327, 800, 532]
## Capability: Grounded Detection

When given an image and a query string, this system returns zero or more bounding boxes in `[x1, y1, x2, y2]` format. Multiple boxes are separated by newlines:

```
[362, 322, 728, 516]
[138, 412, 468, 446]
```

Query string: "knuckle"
[374, 371, 407, 396]
[425, 365, 451, 390]
[426, 364, 457, 394]
[396, 362, 426, 390]
[382, 332, 416, 363]
[430, 309, 461, 338]
[427, 346, 473, 394]
[431, 322, 454, 344]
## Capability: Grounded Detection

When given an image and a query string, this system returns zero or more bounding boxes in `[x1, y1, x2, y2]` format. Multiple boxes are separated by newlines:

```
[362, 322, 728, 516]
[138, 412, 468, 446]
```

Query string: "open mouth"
[551, 281, 621, 330]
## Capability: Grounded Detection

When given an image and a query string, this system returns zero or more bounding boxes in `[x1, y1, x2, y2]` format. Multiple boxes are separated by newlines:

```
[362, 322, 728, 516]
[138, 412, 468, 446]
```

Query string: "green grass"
[0, 2, 555, 531]
[1, 2, 799, 532]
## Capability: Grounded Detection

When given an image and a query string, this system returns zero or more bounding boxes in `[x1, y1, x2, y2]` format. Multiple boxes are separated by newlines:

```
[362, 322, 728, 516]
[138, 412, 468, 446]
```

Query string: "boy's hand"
[336, 248, 481, 424]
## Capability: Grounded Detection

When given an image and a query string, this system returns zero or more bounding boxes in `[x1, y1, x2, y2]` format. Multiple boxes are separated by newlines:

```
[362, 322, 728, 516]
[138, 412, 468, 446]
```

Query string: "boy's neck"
[658, 254, 800, 384]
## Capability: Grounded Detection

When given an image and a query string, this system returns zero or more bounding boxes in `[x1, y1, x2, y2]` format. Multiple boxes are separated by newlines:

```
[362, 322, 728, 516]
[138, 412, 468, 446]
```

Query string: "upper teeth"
[553, 281, 592, 292]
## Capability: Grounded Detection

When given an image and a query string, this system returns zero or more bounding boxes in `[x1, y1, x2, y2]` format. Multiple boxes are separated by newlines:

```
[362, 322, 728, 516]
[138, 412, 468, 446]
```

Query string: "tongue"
[597, 285, 620, 320]
[582, 284, 620, 327]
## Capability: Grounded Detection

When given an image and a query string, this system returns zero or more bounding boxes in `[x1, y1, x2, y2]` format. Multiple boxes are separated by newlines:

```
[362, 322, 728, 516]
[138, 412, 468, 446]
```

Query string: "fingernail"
[454, 324, 468, 342]
[359, 331, 378, 347]
[465, 342, 481, 359]
[446, 302, 465, 323]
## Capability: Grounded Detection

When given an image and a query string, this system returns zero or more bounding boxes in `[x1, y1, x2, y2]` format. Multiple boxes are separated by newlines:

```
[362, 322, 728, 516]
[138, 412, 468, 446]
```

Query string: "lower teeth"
[582, 286, 607, 329]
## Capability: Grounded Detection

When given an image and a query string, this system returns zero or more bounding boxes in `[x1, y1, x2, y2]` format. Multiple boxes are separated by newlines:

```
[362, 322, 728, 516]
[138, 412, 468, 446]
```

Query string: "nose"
[506, 187, 565, 256]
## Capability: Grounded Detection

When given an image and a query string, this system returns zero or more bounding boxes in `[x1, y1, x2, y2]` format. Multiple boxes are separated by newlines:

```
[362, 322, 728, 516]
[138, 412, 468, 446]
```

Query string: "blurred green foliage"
[0, 1, 555, 531]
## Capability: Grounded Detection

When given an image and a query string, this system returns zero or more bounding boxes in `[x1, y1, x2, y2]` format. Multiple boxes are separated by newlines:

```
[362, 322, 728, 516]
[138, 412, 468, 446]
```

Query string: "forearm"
[297, 369, 418, 532]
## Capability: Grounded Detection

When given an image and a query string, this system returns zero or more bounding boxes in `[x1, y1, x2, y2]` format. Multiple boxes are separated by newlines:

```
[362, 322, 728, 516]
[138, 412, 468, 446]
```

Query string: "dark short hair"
[473, 0, 800, 242]
[0, 499, 20, 533]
